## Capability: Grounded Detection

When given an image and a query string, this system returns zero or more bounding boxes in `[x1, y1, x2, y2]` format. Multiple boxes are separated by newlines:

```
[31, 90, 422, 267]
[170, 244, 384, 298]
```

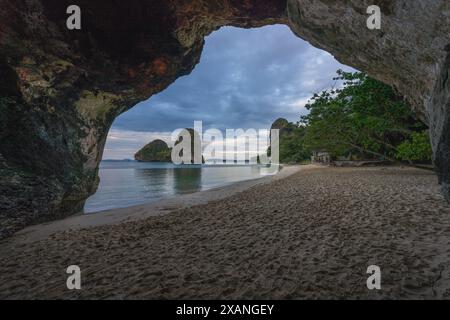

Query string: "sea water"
[84, 160, 273, 213]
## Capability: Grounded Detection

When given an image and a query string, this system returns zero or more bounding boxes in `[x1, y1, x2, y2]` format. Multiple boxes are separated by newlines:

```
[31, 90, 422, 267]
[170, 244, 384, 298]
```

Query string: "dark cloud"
[105, 25, 354, 159]
[113, 24, 354, 132]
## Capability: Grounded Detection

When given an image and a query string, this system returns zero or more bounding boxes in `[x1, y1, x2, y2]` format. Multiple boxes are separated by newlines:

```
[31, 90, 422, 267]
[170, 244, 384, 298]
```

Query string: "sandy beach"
[1, 165, 450, 299]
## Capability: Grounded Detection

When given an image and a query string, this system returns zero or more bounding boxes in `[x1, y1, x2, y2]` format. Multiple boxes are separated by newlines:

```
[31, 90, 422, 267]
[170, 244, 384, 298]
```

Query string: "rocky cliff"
[0, 0, 449, 237]
[271, 118, 294, 137]
[135, 140, 172, 162]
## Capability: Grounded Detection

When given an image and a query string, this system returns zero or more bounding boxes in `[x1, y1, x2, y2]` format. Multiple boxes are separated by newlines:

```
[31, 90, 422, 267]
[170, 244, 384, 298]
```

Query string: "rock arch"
[0, 0, 449, 237]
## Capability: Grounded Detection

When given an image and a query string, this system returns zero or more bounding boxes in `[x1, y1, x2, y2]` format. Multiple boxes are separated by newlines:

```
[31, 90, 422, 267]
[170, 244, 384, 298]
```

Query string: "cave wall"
[0, 0, 449, 237]
[288, 0, 450, 196]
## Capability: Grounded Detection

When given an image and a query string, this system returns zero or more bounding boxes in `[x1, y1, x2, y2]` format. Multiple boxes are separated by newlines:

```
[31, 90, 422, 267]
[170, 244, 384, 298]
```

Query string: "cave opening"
[1, 0, 448, 241]
[84, 24, 354, 213]
[2, 1, 450, 300]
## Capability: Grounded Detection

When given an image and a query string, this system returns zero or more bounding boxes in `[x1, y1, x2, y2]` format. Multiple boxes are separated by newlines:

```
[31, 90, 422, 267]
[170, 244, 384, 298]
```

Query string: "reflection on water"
[85, 161, 276, 213]
[173, 167, 202, 194]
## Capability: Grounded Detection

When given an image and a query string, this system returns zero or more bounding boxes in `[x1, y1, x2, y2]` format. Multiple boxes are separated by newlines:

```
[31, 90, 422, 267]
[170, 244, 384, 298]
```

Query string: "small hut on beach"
[311, 151, 331, 164]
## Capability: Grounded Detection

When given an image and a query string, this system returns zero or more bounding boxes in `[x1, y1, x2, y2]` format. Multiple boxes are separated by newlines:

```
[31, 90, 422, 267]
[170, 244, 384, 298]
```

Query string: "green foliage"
[279, 126, 311, 163]
[396, 131, 432, 162]
[271, 70, 431, 164]
[135, 140, 171, 162]
[300, 70, 429, 162]
[270, 118, 310, 163]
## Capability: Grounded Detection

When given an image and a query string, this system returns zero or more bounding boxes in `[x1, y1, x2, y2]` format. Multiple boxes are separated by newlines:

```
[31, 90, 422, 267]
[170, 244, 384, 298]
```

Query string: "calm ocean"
[84, 160, 276, 213]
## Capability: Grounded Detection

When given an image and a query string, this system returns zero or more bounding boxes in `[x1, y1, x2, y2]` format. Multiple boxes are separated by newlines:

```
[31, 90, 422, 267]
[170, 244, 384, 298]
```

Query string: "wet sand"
[1, 166, 450, 299]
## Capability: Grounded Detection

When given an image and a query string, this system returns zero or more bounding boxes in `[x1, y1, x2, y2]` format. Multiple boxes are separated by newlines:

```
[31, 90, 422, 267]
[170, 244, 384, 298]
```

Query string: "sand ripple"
[1, 166, 450, 299]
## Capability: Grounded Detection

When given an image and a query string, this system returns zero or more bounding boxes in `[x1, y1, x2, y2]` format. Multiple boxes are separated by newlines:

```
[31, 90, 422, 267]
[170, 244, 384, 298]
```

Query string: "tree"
[396, 131, 432, 163]
[270, 118, 310, 163]
[301, 70, 429, 162]
[135, 139, 171, 162]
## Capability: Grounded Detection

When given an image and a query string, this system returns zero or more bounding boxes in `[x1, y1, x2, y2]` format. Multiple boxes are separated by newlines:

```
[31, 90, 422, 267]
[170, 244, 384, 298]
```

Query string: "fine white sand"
[1, 165, 450, 299]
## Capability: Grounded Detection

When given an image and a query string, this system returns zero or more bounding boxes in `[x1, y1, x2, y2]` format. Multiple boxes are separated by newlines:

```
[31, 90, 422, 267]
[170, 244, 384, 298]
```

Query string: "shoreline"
[2, 165, 450, 299]
[8, 165, 308, 244]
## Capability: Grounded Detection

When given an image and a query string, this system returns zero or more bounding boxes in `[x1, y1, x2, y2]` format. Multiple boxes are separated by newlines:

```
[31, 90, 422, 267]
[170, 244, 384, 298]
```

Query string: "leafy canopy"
[299, 70, 429, 162]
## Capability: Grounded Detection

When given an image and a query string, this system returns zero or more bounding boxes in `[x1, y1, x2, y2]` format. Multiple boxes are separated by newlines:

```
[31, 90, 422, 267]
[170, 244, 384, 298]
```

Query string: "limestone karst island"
[135, 140, 172, 162]
[0, 0, 450, 305]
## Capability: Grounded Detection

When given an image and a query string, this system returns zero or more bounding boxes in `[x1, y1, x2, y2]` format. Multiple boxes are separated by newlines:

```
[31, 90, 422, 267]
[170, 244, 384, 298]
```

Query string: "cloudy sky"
[104, 24, 354, 160]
